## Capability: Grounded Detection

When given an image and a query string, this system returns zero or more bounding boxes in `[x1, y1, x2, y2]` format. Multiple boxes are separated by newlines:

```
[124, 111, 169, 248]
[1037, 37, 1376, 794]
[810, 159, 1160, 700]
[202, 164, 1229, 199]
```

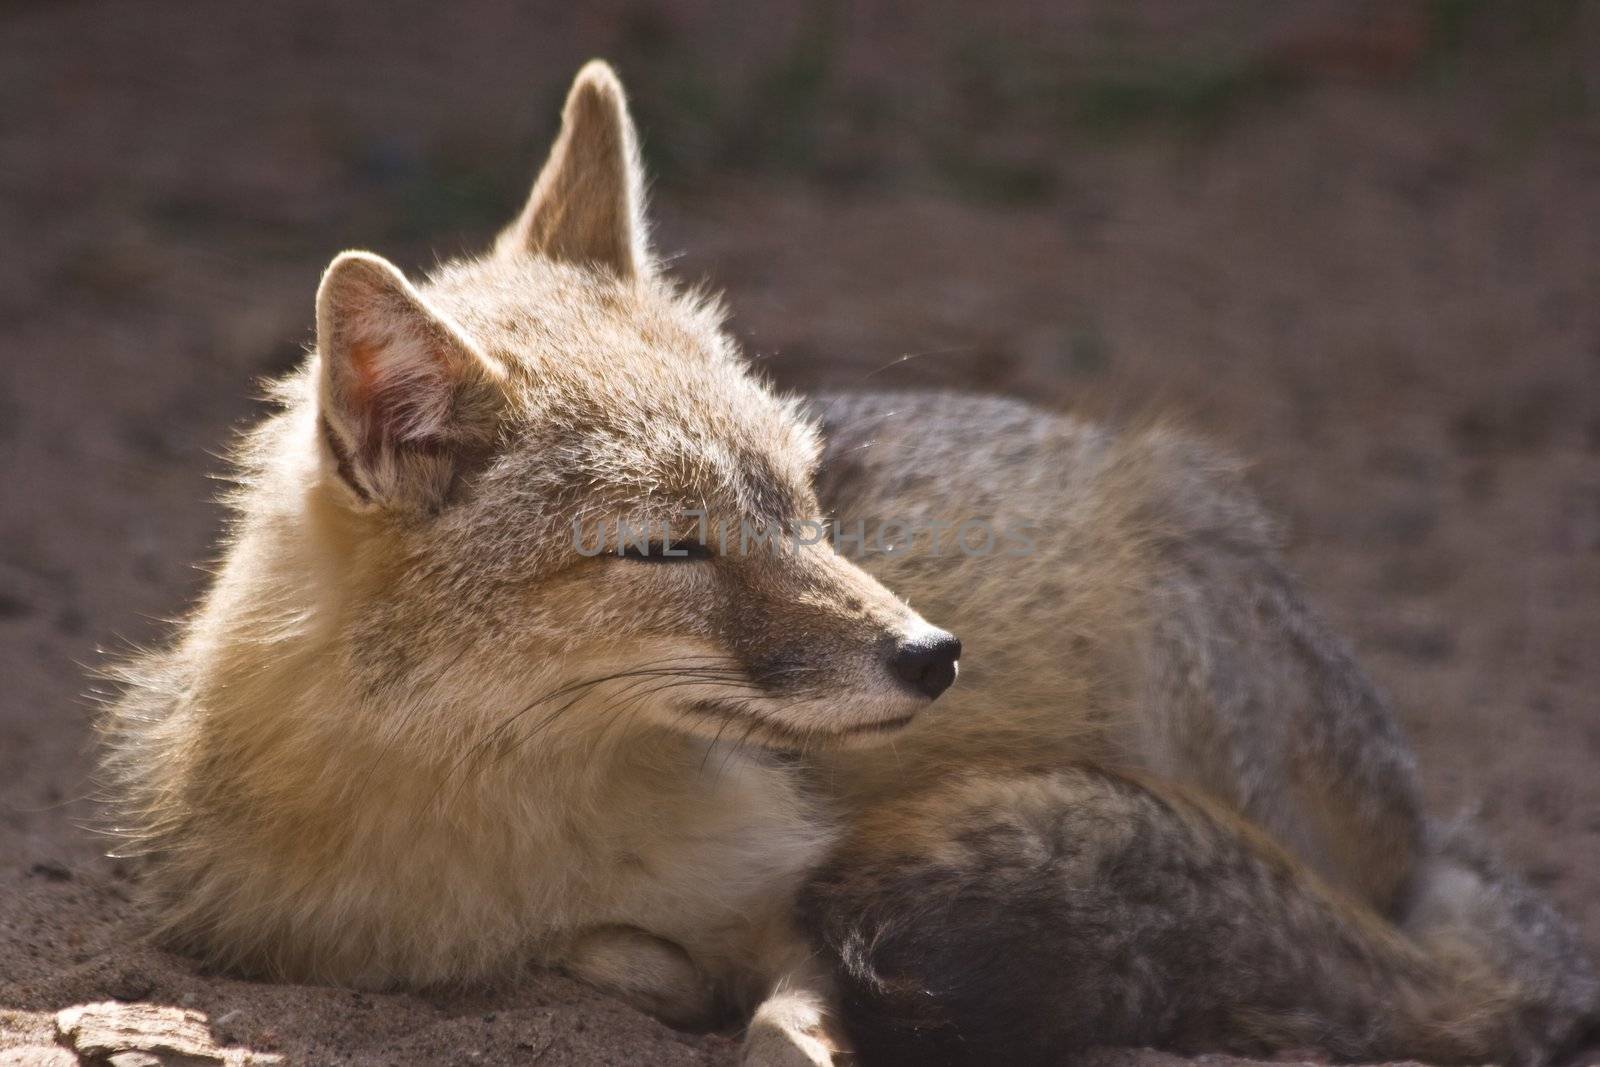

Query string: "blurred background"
[2, 2, 1597, 1062]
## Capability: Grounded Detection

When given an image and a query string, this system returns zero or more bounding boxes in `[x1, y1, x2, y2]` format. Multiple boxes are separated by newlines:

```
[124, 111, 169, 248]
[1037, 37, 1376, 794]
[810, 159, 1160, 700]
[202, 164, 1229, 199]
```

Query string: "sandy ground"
[2, 1, 1597, 1064]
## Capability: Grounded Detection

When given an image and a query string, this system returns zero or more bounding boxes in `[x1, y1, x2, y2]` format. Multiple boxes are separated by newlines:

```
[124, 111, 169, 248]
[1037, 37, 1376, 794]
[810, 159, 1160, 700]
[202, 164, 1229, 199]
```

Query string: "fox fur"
[801, 768, 1594, 1067]
[100, 61, 1597, 1066]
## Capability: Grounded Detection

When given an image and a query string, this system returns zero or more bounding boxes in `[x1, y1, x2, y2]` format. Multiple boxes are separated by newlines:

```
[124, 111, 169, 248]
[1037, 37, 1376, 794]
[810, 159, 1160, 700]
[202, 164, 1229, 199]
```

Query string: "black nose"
[889, 630, 961, 700]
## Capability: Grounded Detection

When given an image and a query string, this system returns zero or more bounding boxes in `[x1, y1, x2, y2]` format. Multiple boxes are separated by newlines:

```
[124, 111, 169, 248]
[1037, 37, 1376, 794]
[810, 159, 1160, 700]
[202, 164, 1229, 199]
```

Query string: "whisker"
[826, 346, 975, 401]
[444, 666, 772, 802]
[423, 657, 748, 810]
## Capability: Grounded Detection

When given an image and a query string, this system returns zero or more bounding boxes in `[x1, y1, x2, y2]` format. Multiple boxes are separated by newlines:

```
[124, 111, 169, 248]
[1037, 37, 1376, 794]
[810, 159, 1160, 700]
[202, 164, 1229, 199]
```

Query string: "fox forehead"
[417, 254, 822, 525]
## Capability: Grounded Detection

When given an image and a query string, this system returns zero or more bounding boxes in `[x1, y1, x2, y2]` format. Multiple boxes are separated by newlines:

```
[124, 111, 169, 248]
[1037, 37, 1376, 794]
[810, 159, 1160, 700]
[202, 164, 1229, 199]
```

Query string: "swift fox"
[101, 62, 1596, 1065]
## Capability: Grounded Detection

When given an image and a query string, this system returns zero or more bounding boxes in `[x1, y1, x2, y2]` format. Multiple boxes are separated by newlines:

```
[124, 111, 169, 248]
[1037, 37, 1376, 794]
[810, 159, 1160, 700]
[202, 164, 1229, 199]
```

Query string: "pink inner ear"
[347, 339, 383, 394]
[343, 336, 453, 453]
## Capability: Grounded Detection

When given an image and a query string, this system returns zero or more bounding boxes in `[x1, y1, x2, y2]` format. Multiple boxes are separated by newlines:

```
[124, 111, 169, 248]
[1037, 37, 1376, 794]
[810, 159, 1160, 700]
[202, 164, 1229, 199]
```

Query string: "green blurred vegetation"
[355, 0, 1593, 244]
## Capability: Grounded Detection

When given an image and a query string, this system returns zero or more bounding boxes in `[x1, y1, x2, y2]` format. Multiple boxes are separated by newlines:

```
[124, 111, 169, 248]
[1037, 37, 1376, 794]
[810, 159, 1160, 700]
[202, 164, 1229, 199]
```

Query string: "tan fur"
[100, 62, 1595, 1066]
[496, 60, 650, 278]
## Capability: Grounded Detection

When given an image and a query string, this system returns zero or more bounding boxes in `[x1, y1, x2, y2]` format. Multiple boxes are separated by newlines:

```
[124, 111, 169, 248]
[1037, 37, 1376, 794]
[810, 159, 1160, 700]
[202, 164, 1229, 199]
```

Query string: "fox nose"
[889, 630, 961, 700]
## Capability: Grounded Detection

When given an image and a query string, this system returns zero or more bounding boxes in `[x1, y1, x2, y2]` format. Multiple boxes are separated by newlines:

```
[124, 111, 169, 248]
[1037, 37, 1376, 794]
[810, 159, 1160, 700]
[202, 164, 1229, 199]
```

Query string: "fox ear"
[496, 60, 650, 279]
[314, 251, 506, 512]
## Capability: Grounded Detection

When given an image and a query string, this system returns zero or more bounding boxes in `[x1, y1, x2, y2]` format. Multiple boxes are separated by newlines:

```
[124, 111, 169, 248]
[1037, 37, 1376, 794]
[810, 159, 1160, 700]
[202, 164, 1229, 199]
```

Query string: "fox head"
[269, 62, 958, 755]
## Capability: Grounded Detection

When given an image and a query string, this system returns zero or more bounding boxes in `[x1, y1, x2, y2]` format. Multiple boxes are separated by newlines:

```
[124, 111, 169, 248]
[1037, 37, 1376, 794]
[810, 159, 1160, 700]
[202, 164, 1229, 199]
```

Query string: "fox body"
[102, 63, 1595, 1065]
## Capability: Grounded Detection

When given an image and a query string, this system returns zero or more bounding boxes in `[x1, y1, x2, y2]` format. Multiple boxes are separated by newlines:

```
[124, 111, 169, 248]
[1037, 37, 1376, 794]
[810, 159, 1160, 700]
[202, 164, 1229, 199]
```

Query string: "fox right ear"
[495, 61, 650, 279]
[314, 251, 507, 512]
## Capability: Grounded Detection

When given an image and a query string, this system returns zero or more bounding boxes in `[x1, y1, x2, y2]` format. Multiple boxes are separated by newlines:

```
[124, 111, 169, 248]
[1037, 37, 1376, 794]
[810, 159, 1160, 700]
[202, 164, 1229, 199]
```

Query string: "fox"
[99, 61, 1596, 1066]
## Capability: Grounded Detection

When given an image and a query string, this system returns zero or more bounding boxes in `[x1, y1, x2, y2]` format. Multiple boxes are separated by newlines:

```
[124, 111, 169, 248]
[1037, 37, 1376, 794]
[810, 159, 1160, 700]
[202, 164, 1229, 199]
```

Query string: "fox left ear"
[314, 251, 507, 512]
[496, 60, 650, 279]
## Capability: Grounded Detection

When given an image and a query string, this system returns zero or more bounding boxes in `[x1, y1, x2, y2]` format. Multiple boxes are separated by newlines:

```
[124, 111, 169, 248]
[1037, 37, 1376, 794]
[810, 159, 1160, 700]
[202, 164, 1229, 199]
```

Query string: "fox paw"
[742, 991, 840, 1067]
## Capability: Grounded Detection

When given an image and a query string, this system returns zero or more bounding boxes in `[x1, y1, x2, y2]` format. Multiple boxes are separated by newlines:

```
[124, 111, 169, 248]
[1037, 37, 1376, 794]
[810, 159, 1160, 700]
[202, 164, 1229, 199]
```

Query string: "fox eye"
[616, 539, 715, 563]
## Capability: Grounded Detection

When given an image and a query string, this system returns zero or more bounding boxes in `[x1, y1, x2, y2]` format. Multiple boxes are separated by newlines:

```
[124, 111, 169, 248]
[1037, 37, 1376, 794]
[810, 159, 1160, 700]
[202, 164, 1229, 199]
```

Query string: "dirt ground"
[2, 1, 1598, 1064]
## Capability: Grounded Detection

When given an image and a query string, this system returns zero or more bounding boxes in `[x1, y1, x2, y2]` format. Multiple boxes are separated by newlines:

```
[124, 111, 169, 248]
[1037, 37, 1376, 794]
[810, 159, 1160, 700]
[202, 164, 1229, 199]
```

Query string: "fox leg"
[743, 978, 838, 1067]
[741, 924, 848, 1067]
[563, 924, 852, 1066]
[567, 922, 848, 1065]
[1131, 539, 1425, 915]
[563, 925, 723, 1031]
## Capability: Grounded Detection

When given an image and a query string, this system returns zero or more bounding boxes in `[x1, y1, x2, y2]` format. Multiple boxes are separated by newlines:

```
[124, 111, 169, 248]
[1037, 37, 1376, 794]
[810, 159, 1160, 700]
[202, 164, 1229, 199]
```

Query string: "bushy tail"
[1398, 819, 1600, 1065]
[799, 769, 1597, 1067]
